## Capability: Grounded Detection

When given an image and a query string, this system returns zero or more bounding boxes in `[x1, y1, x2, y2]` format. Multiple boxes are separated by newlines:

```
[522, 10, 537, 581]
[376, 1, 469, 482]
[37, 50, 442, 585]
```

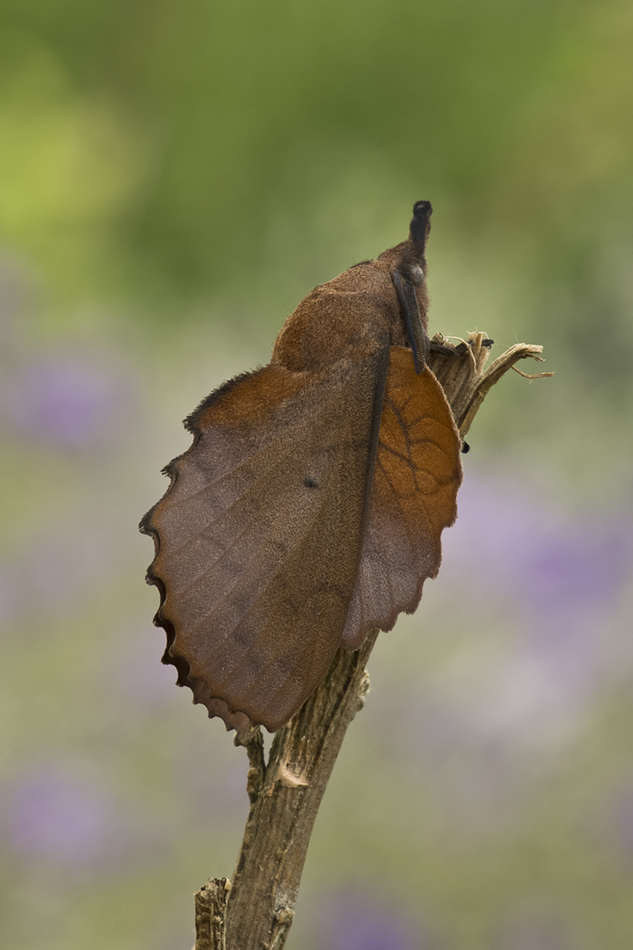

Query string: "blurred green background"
[1, 1, 632, 948]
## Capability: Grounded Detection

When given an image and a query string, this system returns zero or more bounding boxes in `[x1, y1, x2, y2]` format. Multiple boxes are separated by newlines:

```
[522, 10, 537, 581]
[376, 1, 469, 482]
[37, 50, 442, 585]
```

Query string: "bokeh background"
[1, 1, 632, 948]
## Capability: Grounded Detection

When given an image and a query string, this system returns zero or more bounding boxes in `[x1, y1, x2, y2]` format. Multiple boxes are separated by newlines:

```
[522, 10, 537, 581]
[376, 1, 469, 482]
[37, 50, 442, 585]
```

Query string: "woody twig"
[194, 333, 551, 950]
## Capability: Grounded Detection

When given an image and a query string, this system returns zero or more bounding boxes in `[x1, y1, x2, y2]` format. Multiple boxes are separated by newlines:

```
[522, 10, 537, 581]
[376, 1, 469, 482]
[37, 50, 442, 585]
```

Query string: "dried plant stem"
[193, 334, 550, 950]
[194, 879, 230, 950]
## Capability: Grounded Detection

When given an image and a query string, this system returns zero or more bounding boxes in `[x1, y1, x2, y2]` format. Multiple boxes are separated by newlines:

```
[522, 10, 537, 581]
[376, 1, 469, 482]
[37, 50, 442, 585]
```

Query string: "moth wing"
[342, 346, 462, 648]
[141, 351, 388, 731]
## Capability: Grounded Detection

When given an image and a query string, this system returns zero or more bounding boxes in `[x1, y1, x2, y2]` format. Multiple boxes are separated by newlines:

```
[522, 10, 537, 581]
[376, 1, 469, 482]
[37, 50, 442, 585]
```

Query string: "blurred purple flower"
[2, 765, 171, 874]
[1, 352, 130, 448]
[445, 471, 633, 616]
[368, 472, 633, 815]
[312, 890, 429, 950]
[443, 471, 633, 689]
[4, 767, 116, 869]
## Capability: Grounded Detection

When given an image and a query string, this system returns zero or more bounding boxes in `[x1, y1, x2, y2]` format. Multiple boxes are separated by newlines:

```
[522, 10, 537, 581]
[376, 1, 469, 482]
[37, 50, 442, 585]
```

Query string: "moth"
[141, 201, 462, 732]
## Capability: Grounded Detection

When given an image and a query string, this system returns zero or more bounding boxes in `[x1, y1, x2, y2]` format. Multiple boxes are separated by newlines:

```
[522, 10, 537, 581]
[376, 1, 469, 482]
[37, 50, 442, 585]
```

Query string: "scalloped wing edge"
[139, 372, 262, 733]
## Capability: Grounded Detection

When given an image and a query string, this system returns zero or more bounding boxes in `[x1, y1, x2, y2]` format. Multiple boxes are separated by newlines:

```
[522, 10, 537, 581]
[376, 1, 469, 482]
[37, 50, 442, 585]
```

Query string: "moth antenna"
[391, 269, 429, 374]
[409, 200, 433, 253]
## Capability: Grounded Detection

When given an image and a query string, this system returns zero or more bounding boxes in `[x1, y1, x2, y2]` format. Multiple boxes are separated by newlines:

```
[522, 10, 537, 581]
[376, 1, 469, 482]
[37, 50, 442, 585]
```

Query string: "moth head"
[376, 199, 432, 283]
[380, 201, 433, 364]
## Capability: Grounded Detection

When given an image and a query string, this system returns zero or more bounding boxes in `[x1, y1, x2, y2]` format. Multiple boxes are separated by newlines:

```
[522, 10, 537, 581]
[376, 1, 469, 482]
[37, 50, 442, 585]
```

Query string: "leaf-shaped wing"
[341, 346, 462, 648]
[141, 351, 389, 731]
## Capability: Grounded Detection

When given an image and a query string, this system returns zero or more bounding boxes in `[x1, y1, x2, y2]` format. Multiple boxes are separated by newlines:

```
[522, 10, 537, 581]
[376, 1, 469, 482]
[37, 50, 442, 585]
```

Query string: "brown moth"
[140, 201, 462, 732]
